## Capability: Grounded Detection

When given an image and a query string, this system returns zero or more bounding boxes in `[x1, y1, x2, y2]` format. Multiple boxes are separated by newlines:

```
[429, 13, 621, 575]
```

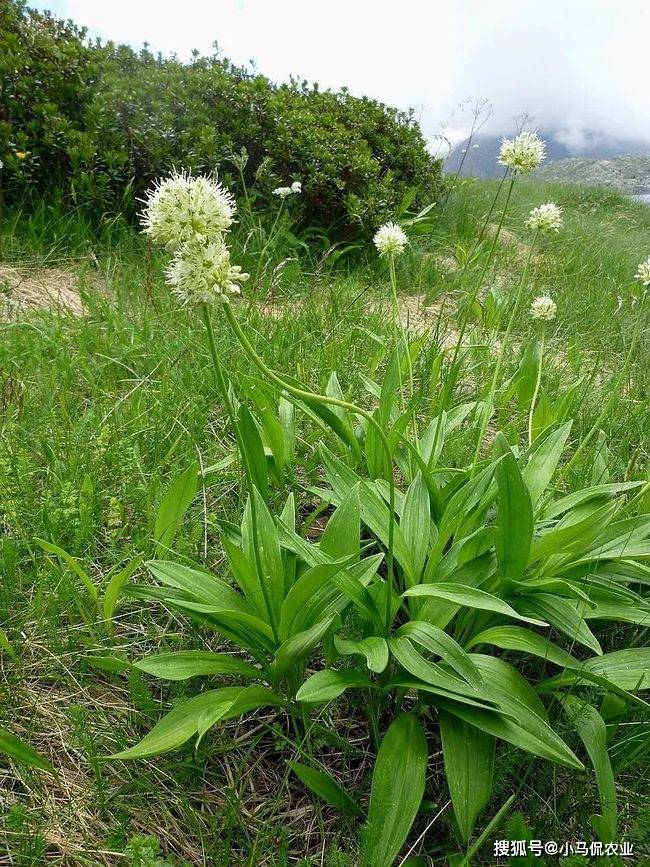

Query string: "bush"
[0, 1, 443, 238]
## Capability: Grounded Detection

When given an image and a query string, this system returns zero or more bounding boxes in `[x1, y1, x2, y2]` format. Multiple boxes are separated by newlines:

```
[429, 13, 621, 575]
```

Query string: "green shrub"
[0, 1, 443, 238]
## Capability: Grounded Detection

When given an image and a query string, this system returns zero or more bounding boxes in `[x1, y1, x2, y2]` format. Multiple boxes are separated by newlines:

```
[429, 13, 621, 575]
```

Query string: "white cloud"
[30, 0, 650, 143]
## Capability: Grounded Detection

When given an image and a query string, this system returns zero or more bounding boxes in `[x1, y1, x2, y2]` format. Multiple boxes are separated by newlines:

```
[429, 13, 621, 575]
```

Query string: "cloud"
[31, 0, 650, 144]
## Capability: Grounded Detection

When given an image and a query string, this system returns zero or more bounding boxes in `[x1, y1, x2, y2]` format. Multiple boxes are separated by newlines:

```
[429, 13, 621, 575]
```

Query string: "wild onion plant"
[111, 135, 649, 866]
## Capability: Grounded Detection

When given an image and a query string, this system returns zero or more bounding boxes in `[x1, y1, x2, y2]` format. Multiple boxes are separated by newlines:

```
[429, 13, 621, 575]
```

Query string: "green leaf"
[397, 621, 483, 688]
[135, 651, 261, 681]
[334, 635, 389, 673]
[319, 483, 361, 560]
[514, 595, 602, 655]
[439, 711, 495, 843]
[561, 695, 617, 842]
[289, 761, 363, 817]
[103, 555, 144, 631]
[0, 628, 15, 657]
[522, 422, 572, 509]
[528, 501, 618, 564]
[154, 462, 199, 557]
[279, 554, 358, 640]
[35, 538, 98, 603]
[362, 713, 428, 867]
[272, 617, 334, 677]
[570, 648, 649, 691]
[0, 728, 54, 773]
[467, 626, 578, 669]
[245, 489, 285, 625]
[494, 435, 533, 585]
[146, 560, 251, 613]
[401, 472, 431, 586]
[296, 669, 374, 703]
[403, 583, 547, 627]
[237, 405, 269, 500]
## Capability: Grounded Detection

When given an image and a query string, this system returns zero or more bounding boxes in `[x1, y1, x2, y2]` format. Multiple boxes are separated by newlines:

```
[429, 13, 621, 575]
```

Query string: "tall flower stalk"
[527, 295, 557, 445]
[141, 171, 398, 631]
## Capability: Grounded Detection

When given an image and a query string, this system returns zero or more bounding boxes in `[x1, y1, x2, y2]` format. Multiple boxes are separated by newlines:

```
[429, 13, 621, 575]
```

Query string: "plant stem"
[200, 304, 280, 643]
[528, 326, 545, 446]
[389, 255, 419, 465]
[469, 228, 539, 474]
[428, 172, 517, 472]
[221, 300, 397, 631]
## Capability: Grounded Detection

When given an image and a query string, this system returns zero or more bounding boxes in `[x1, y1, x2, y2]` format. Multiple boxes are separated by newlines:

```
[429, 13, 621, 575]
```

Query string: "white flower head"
[498, 131, 546, 174]
[291, 181, 302, 194]
[634, 257, 650, 286]
[530, 295, 557, 322]
[526, 202, 563, 233]
[165, 237, 249, 305]
[140, 171, 235, 252]
[273, 186, 293, 199]
[373, 222, 408, 258]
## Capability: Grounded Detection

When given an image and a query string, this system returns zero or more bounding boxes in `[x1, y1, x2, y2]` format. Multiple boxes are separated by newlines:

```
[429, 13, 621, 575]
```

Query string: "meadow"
[0, 159, 649, 867]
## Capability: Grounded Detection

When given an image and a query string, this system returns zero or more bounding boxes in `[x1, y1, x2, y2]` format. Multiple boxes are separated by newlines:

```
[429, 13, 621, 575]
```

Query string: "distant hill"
[533, 155, 650, 194]
[445, 129, 650, 186]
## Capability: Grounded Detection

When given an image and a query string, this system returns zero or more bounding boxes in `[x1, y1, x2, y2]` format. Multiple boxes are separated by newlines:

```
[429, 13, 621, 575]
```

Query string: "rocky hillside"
[532, 155, 650, 194]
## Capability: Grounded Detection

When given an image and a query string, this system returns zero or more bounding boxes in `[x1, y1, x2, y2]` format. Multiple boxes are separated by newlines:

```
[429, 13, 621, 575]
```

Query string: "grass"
[0, 179, 648, 865]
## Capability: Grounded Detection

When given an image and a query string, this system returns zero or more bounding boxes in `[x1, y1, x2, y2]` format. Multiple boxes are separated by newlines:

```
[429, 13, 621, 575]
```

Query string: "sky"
[29, 0, 650, 153]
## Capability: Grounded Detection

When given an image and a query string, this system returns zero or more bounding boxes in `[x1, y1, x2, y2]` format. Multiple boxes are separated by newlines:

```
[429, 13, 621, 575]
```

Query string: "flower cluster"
[140, 171, 235, 252]
[374, 222, 408, 258]
[635, 257, 650, 286]
[498, 132, 546, 174]
[141, 171, 248, 304]
[526, 202, 563, 233]
[165, 237, 249, 305]
[530, 295, 557, 321]
[273, 181, 302, 199]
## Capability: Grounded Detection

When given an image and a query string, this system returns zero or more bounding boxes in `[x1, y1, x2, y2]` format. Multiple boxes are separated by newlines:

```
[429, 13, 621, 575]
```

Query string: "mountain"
[533, 155, 650, 194]
[444, 129, 650, 182]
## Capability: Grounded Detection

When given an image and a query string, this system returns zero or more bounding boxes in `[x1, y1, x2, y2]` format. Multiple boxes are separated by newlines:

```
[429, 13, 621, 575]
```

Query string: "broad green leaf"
[237, 405, 269, 500]
[576, 648, 649, 691]
[514, 594, 602, 655]
[279, 554, 358, 640]
[390, 637, 487, 701]
[459, 794, 516, 867]
[401, 473, 432, 586]
[319, 483, 361, 560]
[439, 711, 495, 842]
[103, 555, 144, 630]
[296, 669, 374, 703]
[396, 622, 482, 688]
[0, 728, 54, 773]
[222, 537, 267, 619]
[110, 689, 242, 759]
[467, 626, 577, 669]
[542, 482, 642, 521]
[195, 685, 284, 741]
[494, 435, 533, 585]
[561, 695, 617, 842]
[272, 617, 334, 677]
[523, 422, 572, 508]
[528, 501, 618, 564]
[154, 462, 199, 557]
[135, 651, 261, 681]
[362, 713, 428, 867]
[334, 635, 389, 673]
[289, 761, 363, 817]
[146, 560, 251, 613]
[435, 695, 583, 770]
[243, 490, 284, 625]
[404, 583, 547, 627]
[35, 538, 98, 603]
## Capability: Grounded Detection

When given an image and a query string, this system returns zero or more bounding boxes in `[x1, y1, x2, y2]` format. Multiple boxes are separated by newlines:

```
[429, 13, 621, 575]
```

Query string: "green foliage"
[0, 1, 443, 238]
